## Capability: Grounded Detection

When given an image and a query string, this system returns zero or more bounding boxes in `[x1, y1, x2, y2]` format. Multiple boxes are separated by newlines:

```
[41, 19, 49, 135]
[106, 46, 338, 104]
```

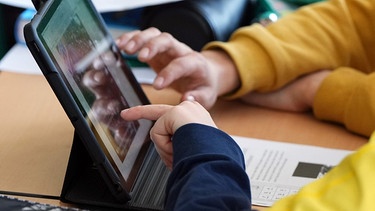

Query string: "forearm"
[165, 124, 251, 210]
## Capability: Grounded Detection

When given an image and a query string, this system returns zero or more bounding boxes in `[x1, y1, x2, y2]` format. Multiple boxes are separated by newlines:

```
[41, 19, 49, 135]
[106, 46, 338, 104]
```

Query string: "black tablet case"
[60, 131, 130, 210]
[60, 131, 166, 211]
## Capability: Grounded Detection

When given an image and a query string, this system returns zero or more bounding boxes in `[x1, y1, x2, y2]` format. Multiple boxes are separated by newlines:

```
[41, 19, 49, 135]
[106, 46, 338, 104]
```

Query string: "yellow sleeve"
[314, 68, 375, 137]
[265, 133, 375, 211]
[204, 0, 375, 136]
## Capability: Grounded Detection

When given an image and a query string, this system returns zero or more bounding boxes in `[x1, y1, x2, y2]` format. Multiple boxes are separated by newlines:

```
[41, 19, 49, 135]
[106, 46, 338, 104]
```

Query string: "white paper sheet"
[232, 135, 353, 207]
[0, 44, 40, 74]
[0, 0, 181, 12]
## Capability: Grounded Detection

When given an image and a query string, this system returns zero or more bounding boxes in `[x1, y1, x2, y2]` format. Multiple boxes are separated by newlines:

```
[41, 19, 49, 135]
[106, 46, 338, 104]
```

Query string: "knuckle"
[159, 32, 174, 39]
[147, 27, 162, 34]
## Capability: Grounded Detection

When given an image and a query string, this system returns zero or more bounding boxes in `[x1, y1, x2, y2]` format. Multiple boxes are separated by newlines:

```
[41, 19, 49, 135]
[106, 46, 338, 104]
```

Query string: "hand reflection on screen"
[82, 50, 138, 160]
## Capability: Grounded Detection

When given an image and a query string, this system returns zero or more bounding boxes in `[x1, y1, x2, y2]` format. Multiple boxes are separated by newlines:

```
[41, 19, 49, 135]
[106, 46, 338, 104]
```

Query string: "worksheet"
[232, 135, 352, 207]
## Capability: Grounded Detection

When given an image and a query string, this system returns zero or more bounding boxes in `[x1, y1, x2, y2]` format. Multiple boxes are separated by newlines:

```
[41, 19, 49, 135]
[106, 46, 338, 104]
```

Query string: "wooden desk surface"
[0, 71, 367, 209]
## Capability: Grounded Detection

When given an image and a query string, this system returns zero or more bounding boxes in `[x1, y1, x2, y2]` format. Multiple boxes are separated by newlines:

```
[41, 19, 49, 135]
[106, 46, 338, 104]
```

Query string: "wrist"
[201, 50, 240, 96]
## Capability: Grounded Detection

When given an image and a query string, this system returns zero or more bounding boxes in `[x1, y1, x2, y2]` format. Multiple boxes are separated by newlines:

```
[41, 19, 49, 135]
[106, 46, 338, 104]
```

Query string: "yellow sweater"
[205, 0, 375, 137]
[268, 132, 375, 210]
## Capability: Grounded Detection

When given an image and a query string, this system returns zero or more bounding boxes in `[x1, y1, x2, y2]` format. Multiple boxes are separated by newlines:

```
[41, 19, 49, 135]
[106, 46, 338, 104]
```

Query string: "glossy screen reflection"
[38, 0, 152, 181]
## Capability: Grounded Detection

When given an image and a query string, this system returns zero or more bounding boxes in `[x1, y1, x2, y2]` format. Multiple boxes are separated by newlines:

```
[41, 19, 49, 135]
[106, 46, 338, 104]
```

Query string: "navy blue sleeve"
[164, 123, 252, 211]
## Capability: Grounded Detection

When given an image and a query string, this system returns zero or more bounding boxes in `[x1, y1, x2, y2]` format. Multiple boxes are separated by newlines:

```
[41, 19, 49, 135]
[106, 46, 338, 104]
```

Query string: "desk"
[0, 71, 367, 210]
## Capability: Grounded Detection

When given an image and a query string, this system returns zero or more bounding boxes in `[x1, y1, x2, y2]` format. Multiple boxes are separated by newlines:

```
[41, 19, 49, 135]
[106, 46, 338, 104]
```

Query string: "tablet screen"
[36, 0, 153, 191]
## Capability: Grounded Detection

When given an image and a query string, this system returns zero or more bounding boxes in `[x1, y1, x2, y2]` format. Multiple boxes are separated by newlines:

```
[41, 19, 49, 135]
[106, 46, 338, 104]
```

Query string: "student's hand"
[116, 28, 239, 109]
[241, 70, 331, 112]
[120, 100, 217, 169]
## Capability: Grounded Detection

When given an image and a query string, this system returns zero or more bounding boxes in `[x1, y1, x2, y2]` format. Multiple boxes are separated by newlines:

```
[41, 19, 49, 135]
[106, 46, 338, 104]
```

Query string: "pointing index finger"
[120, 104, 173, 121]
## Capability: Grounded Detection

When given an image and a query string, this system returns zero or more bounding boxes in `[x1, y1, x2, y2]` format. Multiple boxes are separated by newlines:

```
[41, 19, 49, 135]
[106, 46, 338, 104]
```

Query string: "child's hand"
[241, 70, 330, 112]
[121, 100, 216, 169]
[117, 28, 239, 109]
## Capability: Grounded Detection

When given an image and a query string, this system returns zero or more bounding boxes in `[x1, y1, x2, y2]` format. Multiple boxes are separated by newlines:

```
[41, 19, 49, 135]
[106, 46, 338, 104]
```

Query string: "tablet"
[24, 0, 156, 203]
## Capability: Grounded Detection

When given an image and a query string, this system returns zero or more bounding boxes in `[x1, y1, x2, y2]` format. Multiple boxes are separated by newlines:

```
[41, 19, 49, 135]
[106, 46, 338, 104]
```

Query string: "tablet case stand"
[60, 131, 130, 210]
